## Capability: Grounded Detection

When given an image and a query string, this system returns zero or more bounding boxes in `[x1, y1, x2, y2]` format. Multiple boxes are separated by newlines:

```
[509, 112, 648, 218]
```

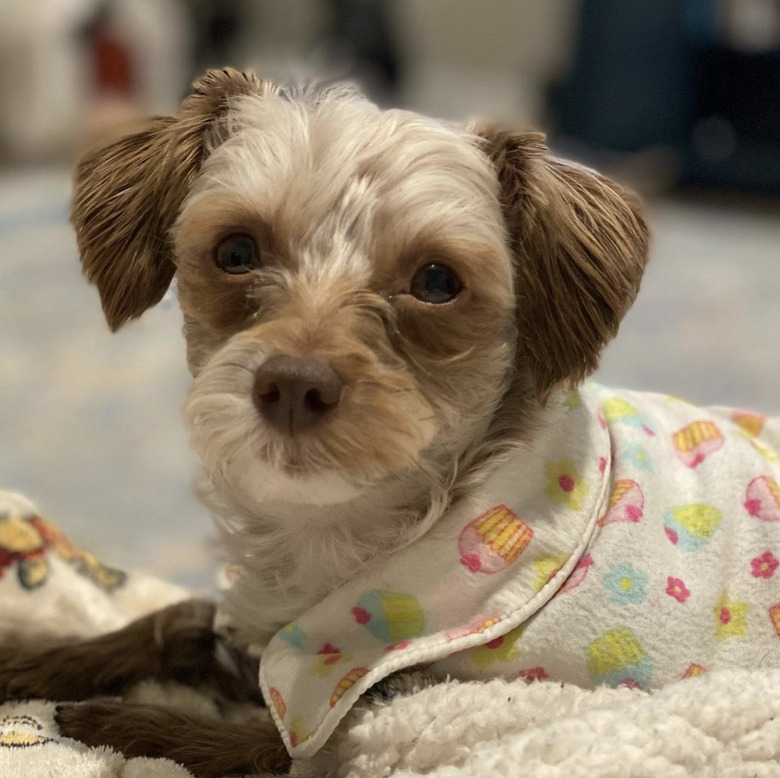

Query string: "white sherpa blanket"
[2, 490, 780, 778]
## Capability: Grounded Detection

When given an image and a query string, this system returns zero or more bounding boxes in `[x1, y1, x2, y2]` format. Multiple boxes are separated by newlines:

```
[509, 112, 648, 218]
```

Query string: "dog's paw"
[156, 607, 262, 704]
[55, 701, 126, 745]
[55, 701, 290, 778]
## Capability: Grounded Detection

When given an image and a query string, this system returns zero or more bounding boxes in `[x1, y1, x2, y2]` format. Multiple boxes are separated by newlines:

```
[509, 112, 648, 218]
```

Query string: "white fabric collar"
[258, 390, 611, 757]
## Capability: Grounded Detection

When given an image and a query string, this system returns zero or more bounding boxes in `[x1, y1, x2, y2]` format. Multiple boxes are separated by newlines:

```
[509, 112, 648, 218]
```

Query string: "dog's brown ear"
[72, 69, 277, 330]
[476, 126, 650, 400]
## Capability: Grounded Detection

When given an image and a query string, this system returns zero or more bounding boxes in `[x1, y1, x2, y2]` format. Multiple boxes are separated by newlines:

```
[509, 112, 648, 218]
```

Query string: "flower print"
[714, 591, 749, 641]
[604, 562, 648, 605]
[622, 442, 653, 473]
[665, 576, 691, 603]
[750, 551, 778, 579]
[545, 459, 589, 510]
[518, 666, 548, 683]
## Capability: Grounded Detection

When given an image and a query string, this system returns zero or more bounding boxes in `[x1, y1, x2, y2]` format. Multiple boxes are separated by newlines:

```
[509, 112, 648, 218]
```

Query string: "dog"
[1, 67, 778, 776]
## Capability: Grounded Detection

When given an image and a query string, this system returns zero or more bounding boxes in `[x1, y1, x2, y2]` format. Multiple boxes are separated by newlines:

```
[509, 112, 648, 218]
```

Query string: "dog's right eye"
[410, 263, 463, 304]
[215, 234, 260, 274]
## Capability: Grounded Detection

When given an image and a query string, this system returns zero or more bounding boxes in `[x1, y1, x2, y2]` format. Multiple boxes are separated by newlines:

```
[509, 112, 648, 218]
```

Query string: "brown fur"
[72, 69, 279, 330]
[0, 600, 259, 704]
[476, 126, 649, 399]
[55, 701, 290, 778]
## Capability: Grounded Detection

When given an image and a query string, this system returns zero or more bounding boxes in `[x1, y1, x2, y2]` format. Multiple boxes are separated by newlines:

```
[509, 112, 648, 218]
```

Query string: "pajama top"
[249, 384, 780, 758]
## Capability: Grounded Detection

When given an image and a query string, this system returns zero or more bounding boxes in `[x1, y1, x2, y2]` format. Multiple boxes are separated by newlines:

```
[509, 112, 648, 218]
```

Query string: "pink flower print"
[666, 576, 691, 603]
[751, 551, 778, 579]
[518, 666, 548, 683]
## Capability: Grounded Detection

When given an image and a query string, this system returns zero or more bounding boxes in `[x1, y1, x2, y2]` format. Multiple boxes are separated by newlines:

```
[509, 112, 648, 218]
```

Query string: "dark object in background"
[189, 0, 245, 79]
[324, 0, 401, 102]
[691, 45, 780, 193]
[550, 0, 698, 154]
[550, 0, 780, 195]
[187, 0, 400, 105]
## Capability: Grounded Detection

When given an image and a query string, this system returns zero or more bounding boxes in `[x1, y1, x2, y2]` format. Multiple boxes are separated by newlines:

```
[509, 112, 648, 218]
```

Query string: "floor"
[1, 166, 779, 589]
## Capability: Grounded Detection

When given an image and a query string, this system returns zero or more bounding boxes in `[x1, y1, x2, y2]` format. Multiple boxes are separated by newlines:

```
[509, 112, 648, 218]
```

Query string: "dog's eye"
[410, 263, 462, 304]
[215, 234, 260, 274]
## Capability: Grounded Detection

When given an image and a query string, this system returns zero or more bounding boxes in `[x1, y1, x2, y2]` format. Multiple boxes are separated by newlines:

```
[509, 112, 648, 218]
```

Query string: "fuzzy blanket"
[2, 490, 780, 778]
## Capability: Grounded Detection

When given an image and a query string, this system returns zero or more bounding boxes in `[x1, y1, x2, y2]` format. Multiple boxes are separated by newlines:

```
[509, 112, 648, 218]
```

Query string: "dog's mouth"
[184, 340, 440, 507]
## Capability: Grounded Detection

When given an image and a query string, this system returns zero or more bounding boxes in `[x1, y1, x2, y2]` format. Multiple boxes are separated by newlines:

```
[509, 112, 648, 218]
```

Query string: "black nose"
[252, 355, 342, 434]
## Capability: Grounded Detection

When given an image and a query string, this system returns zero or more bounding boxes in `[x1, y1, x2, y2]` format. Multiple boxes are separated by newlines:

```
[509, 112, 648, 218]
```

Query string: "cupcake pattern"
[598, 480, 644, 526]
[458, 505, 534, 574]
[256, 385, 780, 760]
[352, 590, 425, 644]
[744, 476, 780, 521]
[664, 504, 722, 551]
[672, 420, 724, 468]
[587, 627, 653, 688]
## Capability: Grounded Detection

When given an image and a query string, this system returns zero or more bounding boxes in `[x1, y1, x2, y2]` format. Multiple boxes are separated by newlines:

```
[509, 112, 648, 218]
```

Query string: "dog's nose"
[253, 355, 342, 434]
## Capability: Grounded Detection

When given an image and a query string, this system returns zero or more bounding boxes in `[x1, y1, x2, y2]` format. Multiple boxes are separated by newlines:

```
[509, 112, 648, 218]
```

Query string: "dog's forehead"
[200, 90, 502, 243]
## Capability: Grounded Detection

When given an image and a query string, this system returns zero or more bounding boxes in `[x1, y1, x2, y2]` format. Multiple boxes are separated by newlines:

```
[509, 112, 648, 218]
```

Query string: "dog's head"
[72, 69, 648, 514]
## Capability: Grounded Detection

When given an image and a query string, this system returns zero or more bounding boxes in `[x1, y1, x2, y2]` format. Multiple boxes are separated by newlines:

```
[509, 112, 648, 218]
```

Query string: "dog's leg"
[0, 599, 260, 703]
[55, 700, 290, 778]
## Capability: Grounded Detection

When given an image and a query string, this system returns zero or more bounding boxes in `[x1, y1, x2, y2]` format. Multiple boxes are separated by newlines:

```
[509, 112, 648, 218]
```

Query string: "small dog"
[2, 68, 779, 776]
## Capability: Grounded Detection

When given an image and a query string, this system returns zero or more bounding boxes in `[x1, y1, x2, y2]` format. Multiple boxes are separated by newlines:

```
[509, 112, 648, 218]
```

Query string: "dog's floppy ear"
[476, 126, 650, 400]
[72, 68, 277, 331]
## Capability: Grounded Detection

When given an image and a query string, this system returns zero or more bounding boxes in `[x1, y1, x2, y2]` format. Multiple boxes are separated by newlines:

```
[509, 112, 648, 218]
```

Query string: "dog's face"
[72, 69, 649, 514]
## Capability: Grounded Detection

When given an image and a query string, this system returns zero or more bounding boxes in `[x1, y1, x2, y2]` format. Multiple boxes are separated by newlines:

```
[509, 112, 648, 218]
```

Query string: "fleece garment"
[254, 384, 780, 758]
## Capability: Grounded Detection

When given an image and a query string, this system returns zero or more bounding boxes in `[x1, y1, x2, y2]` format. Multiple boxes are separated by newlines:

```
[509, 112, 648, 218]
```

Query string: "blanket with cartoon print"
[2, 489, 780, 777]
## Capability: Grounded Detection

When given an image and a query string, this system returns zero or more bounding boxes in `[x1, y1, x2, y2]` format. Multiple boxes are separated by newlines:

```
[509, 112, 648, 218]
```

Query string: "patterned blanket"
[3, 489, 780, 778]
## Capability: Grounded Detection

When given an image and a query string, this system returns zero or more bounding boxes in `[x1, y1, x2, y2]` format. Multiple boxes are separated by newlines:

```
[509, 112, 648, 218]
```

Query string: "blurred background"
[1, 0, 779, 588]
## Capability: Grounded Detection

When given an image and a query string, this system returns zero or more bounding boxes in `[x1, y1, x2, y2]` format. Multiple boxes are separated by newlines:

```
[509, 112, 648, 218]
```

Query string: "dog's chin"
[233, 459, 365, 508]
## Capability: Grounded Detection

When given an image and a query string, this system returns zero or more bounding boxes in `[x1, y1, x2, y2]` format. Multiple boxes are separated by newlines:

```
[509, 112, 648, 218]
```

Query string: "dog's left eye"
[410, 263, 463, 304]
[215, 234, 260, 274]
